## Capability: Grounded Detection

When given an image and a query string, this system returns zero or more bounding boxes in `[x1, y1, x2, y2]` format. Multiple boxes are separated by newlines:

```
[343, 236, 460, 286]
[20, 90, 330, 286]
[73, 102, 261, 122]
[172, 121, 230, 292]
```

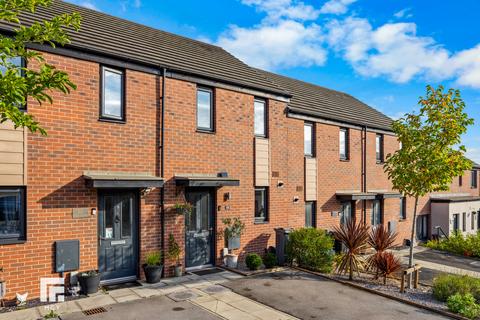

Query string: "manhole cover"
[83, 307, 107, 316]
[167, 290, 198, 302]
[200, 285, 230, 294]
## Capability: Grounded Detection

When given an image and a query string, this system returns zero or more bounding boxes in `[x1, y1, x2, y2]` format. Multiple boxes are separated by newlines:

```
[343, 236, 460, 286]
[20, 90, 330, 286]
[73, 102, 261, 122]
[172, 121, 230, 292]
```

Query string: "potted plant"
[142, 251, 163, 283]
[173, 203, 193, 216]
[222, 217, 245, 268]
[78, 270, 101, 295]
[167, 234, 182, 277]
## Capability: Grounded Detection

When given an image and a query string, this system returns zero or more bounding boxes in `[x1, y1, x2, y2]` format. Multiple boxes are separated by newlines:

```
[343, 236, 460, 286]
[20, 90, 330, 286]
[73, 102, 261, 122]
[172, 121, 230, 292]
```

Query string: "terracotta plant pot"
[143, 264, 163, 283]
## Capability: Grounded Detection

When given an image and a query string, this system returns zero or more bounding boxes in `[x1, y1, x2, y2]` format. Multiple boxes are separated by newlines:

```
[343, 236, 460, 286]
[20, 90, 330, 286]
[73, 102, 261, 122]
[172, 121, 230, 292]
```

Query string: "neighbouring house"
[429, 162, 480, 239]
[0, 1, 477, 301]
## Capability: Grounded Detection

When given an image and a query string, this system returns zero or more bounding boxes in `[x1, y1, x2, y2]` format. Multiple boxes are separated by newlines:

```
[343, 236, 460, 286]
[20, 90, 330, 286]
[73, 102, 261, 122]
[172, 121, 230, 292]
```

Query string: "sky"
[66, 0, 480, 162]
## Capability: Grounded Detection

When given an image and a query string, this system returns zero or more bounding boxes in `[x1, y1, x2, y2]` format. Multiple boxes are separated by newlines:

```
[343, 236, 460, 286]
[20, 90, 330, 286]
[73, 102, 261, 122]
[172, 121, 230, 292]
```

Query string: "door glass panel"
[187, 195, 198, 232]
[121, 197, 132, 238]
[104, 196, 114, 239]
[200, 194, 208, 231]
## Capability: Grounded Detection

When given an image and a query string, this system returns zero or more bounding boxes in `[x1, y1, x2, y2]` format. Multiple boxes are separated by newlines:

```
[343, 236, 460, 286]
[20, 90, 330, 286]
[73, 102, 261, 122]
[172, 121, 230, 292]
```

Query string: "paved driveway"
[62, 295, 220, 320]
[223, 270, 449, 320]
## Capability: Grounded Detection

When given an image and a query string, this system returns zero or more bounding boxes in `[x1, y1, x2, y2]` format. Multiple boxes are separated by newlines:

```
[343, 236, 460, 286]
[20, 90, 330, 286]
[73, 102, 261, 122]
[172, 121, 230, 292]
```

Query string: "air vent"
[83, 307, 107, 316]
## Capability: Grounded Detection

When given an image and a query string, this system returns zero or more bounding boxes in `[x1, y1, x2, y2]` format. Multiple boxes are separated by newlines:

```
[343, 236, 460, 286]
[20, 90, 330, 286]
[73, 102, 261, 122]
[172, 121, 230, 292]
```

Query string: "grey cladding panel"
[55, 240, 80, 273]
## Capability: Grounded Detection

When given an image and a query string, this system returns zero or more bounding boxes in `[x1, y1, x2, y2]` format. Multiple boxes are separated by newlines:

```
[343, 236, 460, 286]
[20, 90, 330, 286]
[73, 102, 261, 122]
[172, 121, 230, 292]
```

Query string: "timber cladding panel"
[255, 137, 270, 186]
[0, 121, 26, 185]
[305, 157, 317, 201]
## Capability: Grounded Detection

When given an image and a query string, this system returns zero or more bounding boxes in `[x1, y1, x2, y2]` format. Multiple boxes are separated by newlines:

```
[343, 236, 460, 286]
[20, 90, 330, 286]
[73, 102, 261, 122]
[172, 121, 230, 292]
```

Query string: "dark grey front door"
[185, 190, 214, 268]
[98, 191, 138, 282]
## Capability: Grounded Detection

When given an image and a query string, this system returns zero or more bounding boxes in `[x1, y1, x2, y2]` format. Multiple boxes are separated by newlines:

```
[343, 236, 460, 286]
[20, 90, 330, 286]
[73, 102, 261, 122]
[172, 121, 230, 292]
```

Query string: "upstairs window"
[0, 188, 26, 244]
[339, 128, 349, 160]
[101, 66, 125, 121]
[254, 187, 268, 223]
[254, 99, 267, 137]
[472, 170, 478, 189]
[197, 87, 214, 132]
[304, 122, 313, 157]
[459, 175, 463, 187]
[376, 134, 384, 163]
[1, 57, 26, 110]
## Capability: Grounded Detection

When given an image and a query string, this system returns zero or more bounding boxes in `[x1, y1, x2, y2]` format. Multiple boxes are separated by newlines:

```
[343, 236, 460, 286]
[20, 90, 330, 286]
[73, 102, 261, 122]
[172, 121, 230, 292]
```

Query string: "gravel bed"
[330, 273, 447, 312]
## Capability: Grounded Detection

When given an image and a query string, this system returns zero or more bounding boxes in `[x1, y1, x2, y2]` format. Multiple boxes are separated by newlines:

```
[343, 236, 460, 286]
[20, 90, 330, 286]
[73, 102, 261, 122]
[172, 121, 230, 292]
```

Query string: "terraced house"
[0, 1, 478, 301]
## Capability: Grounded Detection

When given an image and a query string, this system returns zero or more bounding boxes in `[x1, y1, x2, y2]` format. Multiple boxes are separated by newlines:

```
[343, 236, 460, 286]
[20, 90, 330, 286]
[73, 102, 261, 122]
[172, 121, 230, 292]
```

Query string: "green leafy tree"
[0, 0, 81, 135]
[384, 85, 474, 288]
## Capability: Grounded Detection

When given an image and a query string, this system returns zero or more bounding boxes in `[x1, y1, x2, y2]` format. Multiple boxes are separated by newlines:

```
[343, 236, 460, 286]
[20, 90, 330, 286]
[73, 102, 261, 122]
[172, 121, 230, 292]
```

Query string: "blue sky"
[66, 0, 480, 162]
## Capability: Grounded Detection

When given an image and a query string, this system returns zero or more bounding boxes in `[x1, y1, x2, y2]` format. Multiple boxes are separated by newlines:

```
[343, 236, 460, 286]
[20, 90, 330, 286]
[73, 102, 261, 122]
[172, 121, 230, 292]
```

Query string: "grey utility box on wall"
[55, 240, 80, 273]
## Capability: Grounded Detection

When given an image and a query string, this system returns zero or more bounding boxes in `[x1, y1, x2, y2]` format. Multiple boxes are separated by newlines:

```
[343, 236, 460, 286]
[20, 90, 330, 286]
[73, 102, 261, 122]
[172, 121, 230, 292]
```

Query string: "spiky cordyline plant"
[333, 219, 370, 280]
[374, 252, 402, 285]
[367, 224, 398, 276]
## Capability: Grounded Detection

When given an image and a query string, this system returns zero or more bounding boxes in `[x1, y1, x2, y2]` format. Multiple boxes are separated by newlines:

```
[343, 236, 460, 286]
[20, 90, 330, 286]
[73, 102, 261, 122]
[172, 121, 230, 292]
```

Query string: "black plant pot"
[78, 273, 101, 295]
[143, 264, 163, 283]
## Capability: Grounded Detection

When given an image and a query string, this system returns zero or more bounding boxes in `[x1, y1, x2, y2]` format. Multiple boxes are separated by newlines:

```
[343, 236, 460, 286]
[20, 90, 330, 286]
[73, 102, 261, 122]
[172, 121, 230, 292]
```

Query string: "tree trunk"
[407, 196, 419, 289]
[349, 257, 353, 280]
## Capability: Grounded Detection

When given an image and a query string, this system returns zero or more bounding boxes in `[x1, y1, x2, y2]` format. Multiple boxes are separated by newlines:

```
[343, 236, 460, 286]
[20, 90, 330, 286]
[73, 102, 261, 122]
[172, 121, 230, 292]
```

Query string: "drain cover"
[83, 307, 107, 316]
[167, 290, 198, 302]
[201, 285, 230, 294]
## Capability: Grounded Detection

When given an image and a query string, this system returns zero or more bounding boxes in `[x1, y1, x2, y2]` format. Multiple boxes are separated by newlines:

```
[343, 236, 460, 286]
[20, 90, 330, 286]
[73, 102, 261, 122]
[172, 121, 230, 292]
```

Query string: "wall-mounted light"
[91, 208, 97, 216]
[277, 181, 285, 188]
[224, 192, 231, 201]
[293, 196, 300, 203]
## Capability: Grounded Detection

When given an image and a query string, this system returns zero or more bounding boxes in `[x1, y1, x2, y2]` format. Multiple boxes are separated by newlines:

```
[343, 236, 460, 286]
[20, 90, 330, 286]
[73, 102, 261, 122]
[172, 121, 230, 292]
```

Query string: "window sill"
[340, 158, 350, 162]
[0, 238, 26, 245]
[376, 161, 384, 165]
[304, 155, 315, 159]
[254, 220, 269, 225]
[98, 117, 126, 124]
[196, 129, 215, 134]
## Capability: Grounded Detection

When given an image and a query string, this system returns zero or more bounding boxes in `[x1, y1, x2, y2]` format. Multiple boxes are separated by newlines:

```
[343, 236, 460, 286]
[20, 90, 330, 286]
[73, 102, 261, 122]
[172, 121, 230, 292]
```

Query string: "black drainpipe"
[160, 67, 166, 265]
[362, 125, 368, 225]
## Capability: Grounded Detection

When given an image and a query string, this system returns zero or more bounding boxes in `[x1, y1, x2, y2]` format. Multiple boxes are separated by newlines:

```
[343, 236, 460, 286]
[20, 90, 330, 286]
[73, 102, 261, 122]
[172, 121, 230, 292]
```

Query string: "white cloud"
[325, 17, 480, 87]
[393, 8, 413, 19]
[133, 0, 142, 8]
[466, 147, 480, 164]
[216, 20, 326, 70]
[241, 0, 320, 21]
[319, 0, 357, 15]
[76, 1, 99, 10]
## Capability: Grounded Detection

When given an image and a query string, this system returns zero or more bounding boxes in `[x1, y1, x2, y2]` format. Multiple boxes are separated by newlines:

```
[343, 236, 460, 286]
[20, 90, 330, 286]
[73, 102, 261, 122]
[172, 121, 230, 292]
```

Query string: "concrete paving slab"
[111, 294, 141, 303]
[157, 284, 185, 295]
[228, 299, 266, 313]
[130, 286, 163, 298]
[212, 291, 246, 303]
[200, 284, 231, 295]
[217, 308, 257, 320]
[0, 307, 41, 320]
[105, 288, 135, 299]
[38, 301, 81, 316]
[182, 278, 212, 288]
[61, 295, 220, 320]
[251, 308, 292, 320]
[75, 294, 116, 311]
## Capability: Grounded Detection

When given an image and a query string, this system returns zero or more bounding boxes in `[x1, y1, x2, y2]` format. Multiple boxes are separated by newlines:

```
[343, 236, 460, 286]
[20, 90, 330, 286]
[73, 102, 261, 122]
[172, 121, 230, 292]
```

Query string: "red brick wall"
[0, 52, 162, 300]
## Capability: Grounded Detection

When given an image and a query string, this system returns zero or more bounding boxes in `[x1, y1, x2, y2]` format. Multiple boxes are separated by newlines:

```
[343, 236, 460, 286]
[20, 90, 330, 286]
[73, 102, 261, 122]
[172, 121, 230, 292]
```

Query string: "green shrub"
[425, 231, 480, 258]
[263, 252, 277, 269]
[447, 293, 480, 319]
[286, 228, 334, 273]
[433, 274, 480, 302]
[246, 253, 262, 270]
[145, 251, 162, 266]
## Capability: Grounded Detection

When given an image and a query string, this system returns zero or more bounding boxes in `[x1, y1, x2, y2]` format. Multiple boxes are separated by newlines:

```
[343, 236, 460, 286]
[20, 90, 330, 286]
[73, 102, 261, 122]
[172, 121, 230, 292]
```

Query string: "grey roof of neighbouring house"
[0, 0, 287, 96]
[256, 69, 394, 131]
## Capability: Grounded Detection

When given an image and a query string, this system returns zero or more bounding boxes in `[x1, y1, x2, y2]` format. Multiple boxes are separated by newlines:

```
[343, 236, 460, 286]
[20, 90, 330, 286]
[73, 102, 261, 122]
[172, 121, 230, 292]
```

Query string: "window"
[459, 176, 463, 187]
[304, 122, 313, 157]
[254, 187, 268, 223]
[463, 212, 467, 232]
[472, 212, 476, 231]
[254, 99, 267, 137]
[371, 200, 382, 226]
[453, 214, 460, 232]
[376, 134, 384, 163]
[472, 170, 478, 188]
[101, 66, 125, 121]
[1, 57, 26, 110]
[305, 202, 316, 227]
[339, 128, 349, 160]
[0, 188, 26, 244]
[478, 211, 480, 230]
[196, 87, 214, 131]
[400, 197, 407, 220]
[340, 201, 354, 225]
